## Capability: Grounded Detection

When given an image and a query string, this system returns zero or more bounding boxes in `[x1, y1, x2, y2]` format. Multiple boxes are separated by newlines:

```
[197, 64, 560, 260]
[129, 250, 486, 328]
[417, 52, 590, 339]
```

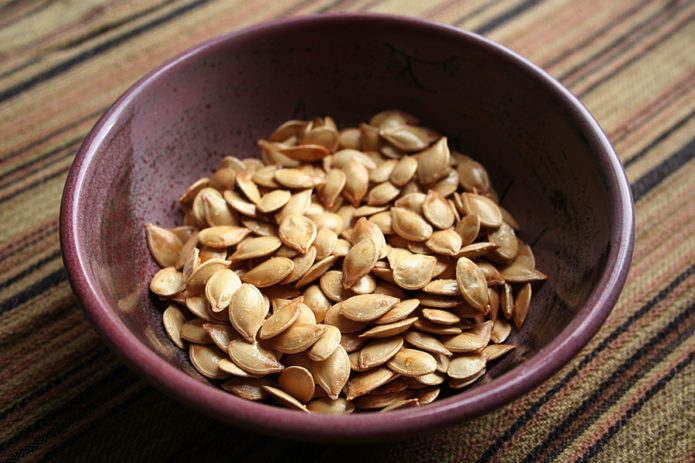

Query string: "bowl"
[60, 13, 634, 442]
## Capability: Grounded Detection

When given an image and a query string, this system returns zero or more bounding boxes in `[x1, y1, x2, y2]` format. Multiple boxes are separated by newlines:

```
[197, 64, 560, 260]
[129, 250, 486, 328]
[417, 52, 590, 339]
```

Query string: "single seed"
[387, 348, 437, 377]
[162, 305, 187, 349]
[229, 283, 268, 342]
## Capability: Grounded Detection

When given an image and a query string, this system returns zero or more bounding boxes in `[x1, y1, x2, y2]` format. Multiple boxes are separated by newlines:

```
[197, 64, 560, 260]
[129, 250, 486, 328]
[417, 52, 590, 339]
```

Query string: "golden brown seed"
[281, 246, 317, 284]
[470, 320, 493, 346]
[179, 177, 209, 205]
[417, 137, 450, 184]
[456, 155, 492, 194]
[416, 386, 441, 405]
[370, 109, 419, 128]
[392, 254, 436, 290]
[344, 366, 396, 400]
[271, 323, 325, 354]
[278, 214, 317, 254]
[163, 305, 187, 349]
[202, 191, 239, 227]
[422, 308, 461, 325]
[367, 181, 401, 206]
[514, 282, 532, 329]
[274, 168, 325, 189]
[483, 344, 516, 361]
[313, 213, 345, 234]
[359, 336, 404, 369]
[228, 338, 284, 375]
[258, 298, 301, 340]
[276, 189, 312, 223]
[389, 156, 418, 186]
[355, 390, 414, 410]
[413, 319, 462, 336]
[229, 283, 268, 342]
[380, 124, 431, 152]
[252, 165, 280, 188]
[203, 323, 238, 351]
[312, 345, 351, 400]
[198, 226, 251, 248]
[342, 238, 379, 289]
[218, 358, 263, 378]
[338, 127, 362, 150]
[499, 263, 548, 283]
[270, 119, 306, 141]
[422, 190, 455, 229]
[491, 317, 512, 344]
[294, 255, 337, 288]
[278, 366, 315, 403]
[319, 270, 354, 302]
[307, 324, 341, 361]
[369, 212, 393, 235]
[280, 144, 330, 162]
[447, 353, 486, 379]
[146, 224, 183, 268]
[223, 190, 258, 217]
[488, 222, 519, 262]
[318, 169, 346, 208]
[240, 218, 278, 237]
[150, 267, 185, 297]
[455, 213, 481, 246]
[189, 344, 231, 380]
[342, 159, 370, 206]
[324, 302, 368, 333]
[359, 316, 418, 338]
[257, 189, 291, 213]
[332, 149, 377, 170]
[391, 207, 433, 242]
[176, 230, 199, 270]
[457, 242, 498, 259]
[374, 299, 420, 324]
[427, 230, 463, 257]
[403, 331, 452, 356]
[307, 397, 355, 414]
[303, 284, 331, 322]
[432, 168, 459, 197]
[394, 192, 425, 214]
[241, 257, 295, 287]
[422, 279, 460, 296]
[235, 169, 262, 204]
[442, 332, 487, 353]
[387, 348, 437, 377]
[180, 318, 213, 344]
[456, 257, 489, 313]
[221, 377, 273, 400]
[449, 367, 487, 389]
[369, 159, 398, 183]
[341, 294, 400, 322]
[262, 385, 310, 412]
[230, 236, 283, 261]
[414, 371, 447, 386]
[205, 268, 242, 312]
[313, 228, 337, 261]
[461, 193, 502, 228]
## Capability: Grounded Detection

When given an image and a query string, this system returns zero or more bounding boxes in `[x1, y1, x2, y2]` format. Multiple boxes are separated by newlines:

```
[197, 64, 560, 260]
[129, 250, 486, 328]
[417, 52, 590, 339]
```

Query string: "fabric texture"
[1, 0, 694, 461]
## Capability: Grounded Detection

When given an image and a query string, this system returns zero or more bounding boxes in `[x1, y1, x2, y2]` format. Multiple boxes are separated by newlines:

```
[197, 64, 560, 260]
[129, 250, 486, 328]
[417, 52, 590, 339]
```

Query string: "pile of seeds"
[146, 111, 546, 414]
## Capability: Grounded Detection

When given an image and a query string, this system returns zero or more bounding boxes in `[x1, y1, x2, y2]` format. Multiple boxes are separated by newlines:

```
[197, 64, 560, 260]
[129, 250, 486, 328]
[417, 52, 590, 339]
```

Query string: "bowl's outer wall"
[63, 14, 632, 441]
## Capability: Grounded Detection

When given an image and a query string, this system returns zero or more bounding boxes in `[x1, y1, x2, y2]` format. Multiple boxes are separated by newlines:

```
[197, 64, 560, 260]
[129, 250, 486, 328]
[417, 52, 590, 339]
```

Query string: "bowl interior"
[63, 14, 631, 440]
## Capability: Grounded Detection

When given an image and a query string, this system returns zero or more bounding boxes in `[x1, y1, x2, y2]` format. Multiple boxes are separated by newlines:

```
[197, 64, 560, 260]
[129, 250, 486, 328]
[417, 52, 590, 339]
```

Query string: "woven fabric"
[1, 0, 694, 461]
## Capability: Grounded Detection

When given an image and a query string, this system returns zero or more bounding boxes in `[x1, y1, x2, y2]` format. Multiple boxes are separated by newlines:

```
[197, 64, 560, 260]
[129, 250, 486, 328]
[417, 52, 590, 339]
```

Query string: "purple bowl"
[60, 13, 634, 442]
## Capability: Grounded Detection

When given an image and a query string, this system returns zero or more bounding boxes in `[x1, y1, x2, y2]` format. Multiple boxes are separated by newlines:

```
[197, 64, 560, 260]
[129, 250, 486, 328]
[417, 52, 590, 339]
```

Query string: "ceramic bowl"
[60, 13, 634, 442]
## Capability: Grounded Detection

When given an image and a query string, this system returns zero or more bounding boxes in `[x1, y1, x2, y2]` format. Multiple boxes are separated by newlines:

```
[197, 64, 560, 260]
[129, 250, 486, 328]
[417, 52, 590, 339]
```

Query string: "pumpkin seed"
[342, 159, 369, 206]
[230, 236, 282, 261]
[276, 189, 312, 223]
[416, 386, 441, 405]
[392, 254, 436, 290]
[461, 193, 502, 228]
[312, 345, 350, 400]
[307, 397, 355, 414]
[314, 228, 337, 260]
[491, 317, 512, 344]
[387, 348, 437, 377]
[203, 323, 238, 351]
[449, 367, 487, 389]
[456, 257, 489, 313]
[204, 269, 241, 312]
[274, 168, 325, 189]
[280, 144, 330, 162]
[391, 207, 432, 242]
[241, 257, 294, 287]
[229, 283, 268, 342]
[341, 294, 400, 322]
[344, 366, 396, 400]
[228, 338, 284, 375]
[359, 317, 418, 338]
[281, 246, 317, 284]
[374, 299, 420, 324]
[278, 366, 315, 403]
[422, 190, 455, 229]
[359, 336, 404, 369]
[262, 385, 310, 412]
[271, 322, 325, 354]
[403, 331, 452, 356]
[514, 282, 532, 329]
[163, 305, 187, 349]
[150, 267, 185, 297]
[447, 353, 486, 380]
[198, 226, 250, 248]
[417, 138, 450, 184]
[257, 189, 291, 213]
[302, 284, 331, 322]
[146, 224, 183, 268]
[294, 255, 336, 288]
[258, 297, 301, 340]
[279, 214, 317, 254]
[189, 344, 230, 380]
[307, 324, 341, 361]
[483, 343, 516, 361]
[367, 181, 401, 206]
[442, 332, 486, 353]
[221, 377, 273, 400]
[181, 318, 213, 344]
[422, 308, 461, 325]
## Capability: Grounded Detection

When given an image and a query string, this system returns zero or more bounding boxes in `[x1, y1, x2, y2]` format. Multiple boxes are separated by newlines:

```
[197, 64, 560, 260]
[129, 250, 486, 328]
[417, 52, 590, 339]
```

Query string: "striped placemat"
[1, 0, 694, 461]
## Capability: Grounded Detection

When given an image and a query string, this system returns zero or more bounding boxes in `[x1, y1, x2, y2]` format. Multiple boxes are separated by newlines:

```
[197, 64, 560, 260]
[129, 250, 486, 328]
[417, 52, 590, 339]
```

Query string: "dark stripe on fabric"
[473, 0, 544, 35]
[0, 268, 66, 316]
[0, 0, 214, 104]
[559, 0, 681, 84]
[0, 222, 57, 263]
[523, 299, 695, 462]
[540, 0, 655, 69]
[0, 164, 70, 205]
[623, 109, 695, 168]
[576, 350, 695, 462]
[0, 249, 61, 292]
[0, 108, 99, 163]
[0, 345, 109, 421]
[0, 136, 80, 184]
[0, 364, 140, 460]
[575, 6, 695, 98]
[631, 136, 695, 201]
[475, 261, 695, 463]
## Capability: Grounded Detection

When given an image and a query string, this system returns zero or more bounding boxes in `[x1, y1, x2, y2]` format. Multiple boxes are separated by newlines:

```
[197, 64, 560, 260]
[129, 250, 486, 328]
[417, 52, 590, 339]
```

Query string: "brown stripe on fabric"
[0, 159, 70, 207]
[573, 4, 695, 98]
[475, 261, 695, 463]
[631, 137, 695, 201]
[0, 0, 216, 103]
[0, 218, 57, 263]
[608, 67, 695, 145]
[518, 290, 695, 462]
[575, 350, 695, 462]
[566, 343, 695, 462]
[0, 0, 53, 29]
[0, 137, 80, 190]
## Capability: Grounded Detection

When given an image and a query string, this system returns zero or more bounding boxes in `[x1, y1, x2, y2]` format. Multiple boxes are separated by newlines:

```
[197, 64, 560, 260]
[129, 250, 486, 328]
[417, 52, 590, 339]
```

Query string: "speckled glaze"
[60, 13, 634, 442]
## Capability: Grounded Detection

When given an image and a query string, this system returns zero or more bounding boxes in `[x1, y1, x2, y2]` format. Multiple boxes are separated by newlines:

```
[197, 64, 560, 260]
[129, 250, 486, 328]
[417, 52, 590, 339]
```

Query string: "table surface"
[1, 0, 694, 461]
